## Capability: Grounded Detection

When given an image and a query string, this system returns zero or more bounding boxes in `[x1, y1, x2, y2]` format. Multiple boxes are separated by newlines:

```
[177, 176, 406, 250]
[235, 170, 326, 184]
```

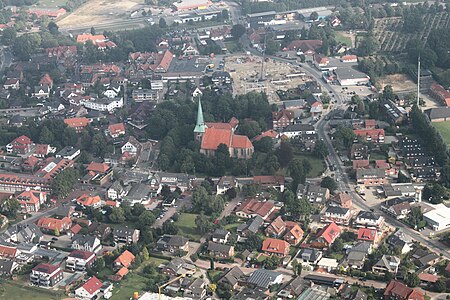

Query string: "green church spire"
[194, 98, 207, 133]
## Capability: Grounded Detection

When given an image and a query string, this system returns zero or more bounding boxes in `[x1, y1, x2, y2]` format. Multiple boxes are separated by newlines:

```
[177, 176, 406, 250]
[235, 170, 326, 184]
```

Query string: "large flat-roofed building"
[423, 204, 450, 231]
[335, 67, 370, 86]
[172, 0, 212, 11]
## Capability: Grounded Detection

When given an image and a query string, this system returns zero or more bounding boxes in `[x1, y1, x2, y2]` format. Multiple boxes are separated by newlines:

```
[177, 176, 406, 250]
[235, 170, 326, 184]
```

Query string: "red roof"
[116, 267, 129, 277]
[316, 222, 341, 245]
[253, 175, 285, 185]
[64, 117, 90, 128]
[353, 129, 385, 139]
[76, 194, 101, 207]
[70, 224, 82, 234]
[375, 160, 390, 169]
[114, 250, 135, 268]
[79, 276, 103, 295]
[262, 238, 290, 256]
[77, 34, 106, 44]
[37, 216, 72, 231]
[201, 128, 253, 150]
[341, 55, 358, 61]
[253, 130, 278, 141]
[357, 228, 377, 242]
[238, 198, 275, 219]
[69, 249, 95, 260]
[0, 244, 17, 258]
[231, 134, 253, 149]
[272, 110, 294, 122]
[39, 73, 53, 86]
[13, 135, 32, 145]
[286, 40, 322, 51]
[430, 84, 450, 106]
[364, 119, 376, 128]
[17, 189, 43, 205]
[285, 221, 304, 240]
[32, 263, 60, 274]
[352, 160, 369, 169]
[108, 123, 125, 135]
[418, 272, 439, 283]
[384, 280, 424, 300]
[86, 162, 110, 173]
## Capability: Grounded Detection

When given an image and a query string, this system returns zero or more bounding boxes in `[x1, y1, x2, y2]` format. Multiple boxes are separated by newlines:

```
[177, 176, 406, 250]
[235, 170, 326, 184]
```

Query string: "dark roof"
[283, 123, 315, 133]
[247, 269, 281, 289]
[237, 216, 264, 233]
[219, 266, 245, 286]
[212, 228, 230, 239]
[356, 210, 379, 221]
[325, 206, 349, 215]
[425, 107, 450, 120]
[207, 241, 232, 254]
[72, 234, 98, 247]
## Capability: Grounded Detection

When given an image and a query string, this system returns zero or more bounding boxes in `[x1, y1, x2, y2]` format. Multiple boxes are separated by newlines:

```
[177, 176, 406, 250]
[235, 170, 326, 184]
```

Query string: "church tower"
[194, 98, 207, 142]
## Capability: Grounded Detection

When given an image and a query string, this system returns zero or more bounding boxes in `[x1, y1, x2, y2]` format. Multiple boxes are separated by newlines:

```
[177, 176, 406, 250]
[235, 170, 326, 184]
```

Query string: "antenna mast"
[260, 34, 267, 81]
[417, 55, 420, 107]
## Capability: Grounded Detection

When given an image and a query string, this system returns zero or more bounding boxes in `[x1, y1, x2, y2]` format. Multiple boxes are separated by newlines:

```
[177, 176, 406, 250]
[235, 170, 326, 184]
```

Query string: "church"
[194, 99, 254, 159]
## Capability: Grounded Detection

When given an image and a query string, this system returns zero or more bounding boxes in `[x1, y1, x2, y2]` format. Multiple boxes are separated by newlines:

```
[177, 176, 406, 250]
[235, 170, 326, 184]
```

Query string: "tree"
[310, 11, 319, 21]
[433, 278, 446, 292]
[265, 39, 280, 55]
[236, 234, 262, 251]
[263, 256, 281, 269]
[331, 237, 344, 252]
[314, 139, 329, 158]
[192, 186, 210, 213]
[0, 197, 20, 218]
[162, 220, 179, 235]
[358, 33, 379, 56]
[195, 213, 212, 234]
[90, 26, 96, 35]
[276, 141, 293, 168]
[109, 207, 126, 223]
[254, 136, 273, 153]
[408, 206, 423, 229]
[51, 168, 78, 198]
[142, 247, 150, 261]
[288, 159, 306, 189]
[423, 183, 447, 204]
[47, 21, 58, 35]
[210, 259, 215, 270]
[405, 272, 420, 287]
[2, 27, 16, 45]
[138, 211, 156, 227]
[159, 18, 167, 28]
[321, 176, 337, 193]
[231, 24, 246, 40]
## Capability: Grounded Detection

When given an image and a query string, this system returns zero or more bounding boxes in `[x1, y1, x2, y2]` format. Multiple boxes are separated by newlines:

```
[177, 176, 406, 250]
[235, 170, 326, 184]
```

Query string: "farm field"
[372, 13, 450, 52]
[433, 122, 450, 146]
[57, 0, 143, 28]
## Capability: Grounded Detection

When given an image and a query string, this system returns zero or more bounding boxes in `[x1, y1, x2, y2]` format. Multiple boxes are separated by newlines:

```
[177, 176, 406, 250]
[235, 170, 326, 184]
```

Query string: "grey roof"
[237, 216, 264, 234]
[113, 227, 138, 238]
[283, 99, 306, 108]
[347, 250, 366, 262]
[56, 146, 79, 157]
[2, 223, 43, 244]
[351, 241, 372, 254]
[387, 229, 411, 249]
[417, 253, 439, 266]
[425, 107, 450, 120]
[72, 234, 98, 248]
[297, 287, 330, 300]
[374, 255, 400, 272]
[335, 67, 369, 81]
[325, 205, 349, 215]
[300, 248, 321, 262]
[219, 266, 245, 286]
[356, 168, 385, 179]
[207, 241, 232, 254]
[356, 210, 379, 221]
[212, 228, 230, 239]
[232, 287, 268, 300]
[283, 123, 315, 133]
[125, 183, 151, 200]
[247, 269, 281, 288]
[158, 235, 189, 248]
[0, 260, 16, 273]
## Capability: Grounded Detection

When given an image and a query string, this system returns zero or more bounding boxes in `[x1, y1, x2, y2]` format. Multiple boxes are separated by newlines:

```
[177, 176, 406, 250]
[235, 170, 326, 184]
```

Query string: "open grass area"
[224, 222, 242, 232]
[433, 122, 450, 146]
[292, 152, 326, 178]
[224, 41, 242, 53]
[335, 32, 352, 47]
[110, 273, 148, 300]
[0, 280, 64, 300]
[369, 151, 387, 161]
[174, 213, 201, 241]
[37, 0, 68, 7]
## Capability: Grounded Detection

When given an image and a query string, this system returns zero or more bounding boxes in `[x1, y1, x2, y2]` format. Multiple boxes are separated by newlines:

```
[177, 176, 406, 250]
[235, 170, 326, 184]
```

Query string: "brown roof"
[272, 110, 294, 121]
[108, 123, 125, 135]
[64, 117, 90, 128]
[332, 192, 352, 207]
[116, 267, 129, 277]
[37, 216, 72, 231]
[418, 272, 439, 283]
[238, 198, 275, 219]
[114, 250, 135, 268]
[253, 175, 285, 185]
[352, 160, 370, 169]
[201, 128, 253, 150]
[267, 216, 285, 234]
[262, 238, 289, 255]
[384, 280, 424, 300]
[286, 40, 322, 51]
[86, 162, 110, 173]
[0, 244, 17, 258]
[285, 221, 304, 240]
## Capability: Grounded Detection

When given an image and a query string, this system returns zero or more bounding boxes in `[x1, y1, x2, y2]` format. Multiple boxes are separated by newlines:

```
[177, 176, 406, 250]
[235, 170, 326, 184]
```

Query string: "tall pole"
[417, 55, 421, 107]
[260, 33, 267, 81]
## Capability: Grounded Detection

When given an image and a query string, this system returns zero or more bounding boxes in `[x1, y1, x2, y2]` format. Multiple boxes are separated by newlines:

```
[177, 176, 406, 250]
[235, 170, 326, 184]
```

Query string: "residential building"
[235, 199, 275, 220]
[272, 109, 294, 130]
[107, 123, 126, 138]
[265, 216, 286, 237]
[261, 238, 290, 257]
[113, 227, 140, 244]
[211, 229, 230, 244]
[17, 189, 46, 212]
[207, 242, 235, 258]
[0, 244, 19, 259]
[0, 260, 19, 275]
[298, 183, 330, 203]
[183, 278, 207, 299]
[357, 228, 378, 243]
[66, 250, 96, 272]
[81, 97, 123, 113]
[6, 135, 33, 154]
[299, 248, 322, 265]
[384, 280, 424, 300]
[71, 234, 101, 253]
[161, 258, 196, 277]
[32, 85, 50, 99]
[353, 129, 385, 143]
[372, 255, 400, 274]
[30, 263, 63, 287]
[55, 146, 80, 160]
[216, 176, 238, 195]
[316, 222, 341, 246]
[380, 198, 413, 220]
[76, 194, 101, 208]
[321, 206, 352, 225]
[121, 136, 141, 157]
[355, 211, 384, 229]
[114, 250, 135, 269]
[247, 269, 283, 290]
[429, 84, 450, 106]
[218, 266, 246, 289]
[387, 230, 412, 254]
[281, 124, 316, 139]
[283, 222, 304, 245]
[350, 144, 368, 160]
[132, 89, 159, 102]
[156, 235, 189, 252]
[330, 192, 352, 209]
[236, 216, 264, 237]
[64, 117, 90, 133]
[107, 181, 127, 200]
[356, 168, 387, 186]
[75, 276, 103, 300]
[253, 176, 285, 192]
[36, 216, 72, 234]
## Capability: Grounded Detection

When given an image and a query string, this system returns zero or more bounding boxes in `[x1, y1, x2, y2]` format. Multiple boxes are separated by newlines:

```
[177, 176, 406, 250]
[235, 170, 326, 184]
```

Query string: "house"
[55, 146, 80, 160]
[247, 269, 283, 290]
[265, 216, 286, 237]
[330, 192, 352, 209]
[283, 222, 304, 245]
[184, 278, 207, 299]
[113, 227, 140, 244]
[3, 78, 20, 90]
[1, 223, 43, 244]
[216, 176, 238, 195]
[321, 206, 352, 225]
[351, 144, 368, 160]
[380, 198, 413, 220]
[207, 242, 235, 258]
[107, 181, 127, 200]
[316, 222, 341, 246]
[6, 135, 33, 154]
[235, 199, 275, 220]
[0, 244, 19, 259]
[357, 228, 378, 243]
[384, 280, 424, 300]
[75, 276, 104, 300]
[108, 123, 126, 138]
[211, 229, 230, 244]
[345, 241, 372, 270]
[236, 216, 264, 237]
[156, 235, 189, 252]
[66, 250, 96, 271]
[262, 238, 290, 257]
[88, 223, 112, 242]
[372, 255, 400, 274]
[412, 248, 440, 267]
[253, 129, 279, 142]
[32, 84, 51, 99]
[387, 230, 412, 254]
[253, 176, 285, 192]
[114, 250, 135, 269]
[211, 71, 231, 85]
[161, 258, 196, 277]
[353, 129, 385, 143]
[81, 97, 123, 113]
[104, 84, 121, 98]
[429, 84, 450, 106]
[298, 183, 330, 203]
[17, 189, 46, 213]
[76, 194, 101, 208]
[64, 117, 91, 133]
[317, 257, 339, 272]
[355, 211, 384, 229]
[352, 159, 370, 170]
[278, 276, 306, 299]
[218, 266, 246, 289]
[30, 263, 63, 287]
[299, 248, 322, 265]
[71, 234, 101, 253]
[281, 124, 316, 139]
[0, 260, 19, 276]
[36, 216, 72, 234]
[121, 136, 141, 157]
[314, 55, 330, 69]
[341, 55, 357, 63]
[356, 168, 387, 186]
[272, 110, 294, 130]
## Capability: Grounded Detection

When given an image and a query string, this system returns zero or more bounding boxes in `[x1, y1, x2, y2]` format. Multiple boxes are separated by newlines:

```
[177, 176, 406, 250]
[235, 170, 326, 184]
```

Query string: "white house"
[75, 276, 103, 300]
[280, 124, 316, 139]
[423, 204, 450, 231]
[81, 97, 123, 113]
[121, 136, 141, 156]
[66, 250, 96, 272]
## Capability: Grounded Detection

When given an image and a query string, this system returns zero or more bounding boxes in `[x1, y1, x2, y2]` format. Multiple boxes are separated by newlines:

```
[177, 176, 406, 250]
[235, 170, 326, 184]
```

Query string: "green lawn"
[37, 0, 68, 7]
[224, 41, 242, 53]
[433, 122, 450, 146]
[0, 280, 64, 300]
[110, 273, 149, 300]
[292, 152, 326, 178]
[369, 151, 387, 161]
[174, 213, 201, 241]
[224, 222, 242, 232]
[335, 32, 352, 47]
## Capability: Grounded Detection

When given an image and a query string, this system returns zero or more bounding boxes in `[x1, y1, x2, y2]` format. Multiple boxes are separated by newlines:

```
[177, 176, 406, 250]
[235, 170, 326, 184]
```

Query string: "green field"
[174, 213, 201, 241]
[433, 122, 450, 146]
[110, 273, 148, 300]
[37, 0, 68, 7]
[291, 152, 326, 178]
[335, 32, 352, 47]
[0, 280, 64, 300]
